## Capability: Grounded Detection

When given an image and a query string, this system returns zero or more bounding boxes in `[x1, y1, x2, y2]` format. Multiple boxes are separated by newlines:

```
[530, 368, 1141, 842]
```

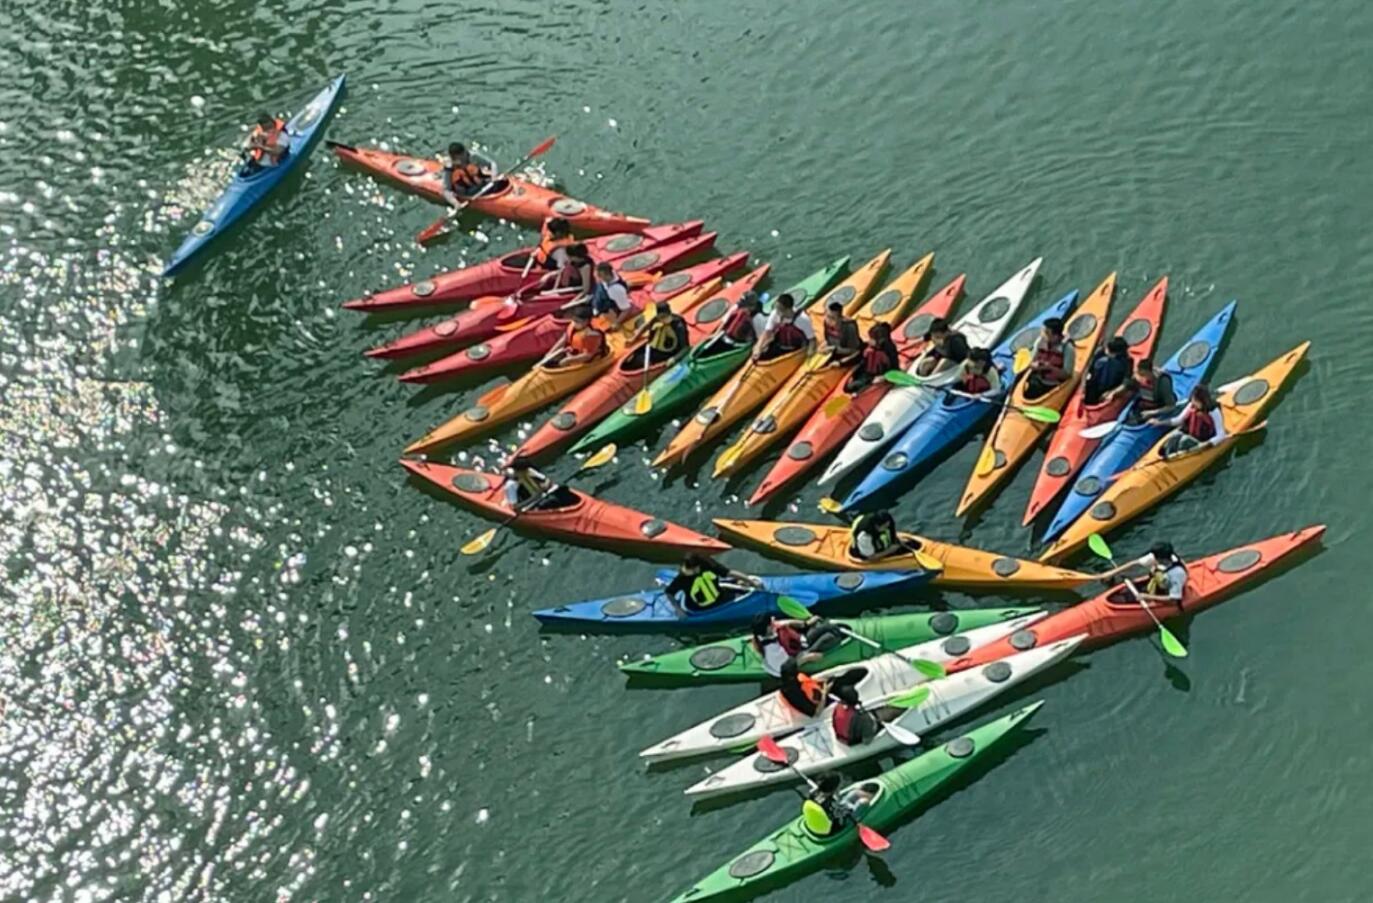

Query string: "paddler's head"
[868, 321, 892, 343]
[924, 316, 950, 342]
[1106, 336, 1129, 358]
[1150, 542, 1182, 568]
[546, 217, 572, 239]
[568, 307, 593, 330]
[968, 347, 993, 372]
[594, 262, 616, 282]
[1041, 317, 1065, 344]
[256, 112, 275, 130]
[680, 553, 709, 575]
[750, 613, 773, 642]
[774, 293, 797, 315]
[832, 682, 859, 707]
[447, 142, 470, 164]
[814, 771, 843, 796]
[1136, 355, 1157, 376]
[739, 291, 763, 314]
[567, 243, 591, 264]
[1189, 383, 1216, 410]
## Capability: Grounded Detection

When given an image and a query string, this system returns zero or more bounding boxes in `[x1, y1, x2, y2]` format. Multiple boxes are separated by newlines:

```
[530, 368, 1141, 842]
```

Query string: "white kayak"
[683, 633, 1083, 799]
[818, 257, 1044, 485]
[639, 612, 1046, 763]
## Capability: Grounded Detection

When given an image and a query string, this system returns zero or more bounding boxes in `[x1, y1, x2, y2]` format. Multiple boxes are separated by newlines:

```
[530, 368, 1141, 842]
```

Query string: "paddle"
[628, 303, 664, 414]
[1078, 418, 1127, 440]
[459, 443, 616, 555]
[776, 596, 946, 679]
[417, 136, 557, 244]
[1086, 534, 1188, 658]
[756, 737, 890, 852]
[880, 371, 1060, 423]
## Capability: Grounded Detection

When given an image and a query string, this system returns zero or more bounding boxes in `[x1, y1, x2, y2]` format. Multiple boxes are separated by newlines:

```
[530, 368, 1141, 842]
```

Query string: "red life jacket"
[961, 367, 992, 394]
[1033, 339, 1066, 371]
[248, 118, 285, 162]
[774, 623, 804, 655]
[860, 344, 895, 376]
[1135, 371, 1162, 408]
[1181, 406, 1216, 441]
[772, 316, 807, 350]
[556, 260, 587, 290]
[723, 307, 756, 342]
[824, 317, 857, 347]
[831, 704, 861, 745]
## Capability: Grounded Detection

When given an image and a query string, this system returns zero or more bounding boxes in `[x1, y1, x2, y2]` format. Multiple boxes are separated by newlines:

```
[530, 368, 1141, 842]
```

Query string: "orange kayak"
[712, 252, 933, 479]
[653, 251, 892, 470]
[511, 265, 772, 462]
[746, 274, 965, 506]
[1022, 277, 1168, 525]
[401, 460, 728, 558]
[955, 272, 1117, 516]
[1038, 341, 1311, 562]
[328, 141, 650, 235]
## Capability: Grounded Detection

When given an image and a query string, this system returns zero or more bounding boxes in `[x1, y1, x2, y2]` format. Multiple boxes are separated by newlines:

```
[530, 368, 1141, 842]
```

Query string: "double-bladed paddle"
[417, 136, 557, 244]
[1086, 533, 1188, 658]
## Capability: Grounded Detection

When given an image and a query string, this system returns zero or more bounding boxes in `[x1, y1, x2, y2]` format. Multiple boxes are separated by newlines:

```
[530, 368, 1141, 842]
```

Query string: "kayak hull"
[163, 75, 346, 276]
[400, 460, 727, 558]
[713, 518, 1094, 591]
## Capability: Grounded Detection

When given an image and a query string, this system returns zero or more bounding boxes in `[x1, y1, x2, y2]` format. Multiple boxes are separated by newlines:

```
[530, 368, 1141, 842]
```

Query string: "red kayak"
[365, 230, 718, 361]
[399, 252, 750, 384]
[328, 141, 651, 235]
[1021, 277, 1168, 525]
[943, 525, 1324, 670]
[746, 274, 966, 506]
[400, 459, 729, 558]
[511, 264, 773, 462]
[346, 220, 703, 317]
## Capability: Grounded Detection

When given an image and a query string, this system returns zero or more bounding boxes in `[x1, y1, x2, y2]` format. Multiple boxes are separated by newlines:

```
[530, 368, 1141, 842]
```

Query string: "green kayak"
[568, 257, 849, 455]
[618, 607, 1039, 683]
[669, 702, 1043, 902]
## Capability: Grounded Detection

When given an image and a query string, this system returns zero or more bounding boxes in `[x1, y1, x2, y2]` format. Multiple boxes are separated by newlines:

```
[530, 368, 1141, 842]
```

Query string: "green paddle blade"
[776, 595, 812, 619]
[888, 685, 931, 709]
[882, 369, 920, 388]
[1087, 533, 1114, 561]
[909, 658, 946, 679]
[1020, 405, 1061, 424]
[1159, 626, 1189, 658]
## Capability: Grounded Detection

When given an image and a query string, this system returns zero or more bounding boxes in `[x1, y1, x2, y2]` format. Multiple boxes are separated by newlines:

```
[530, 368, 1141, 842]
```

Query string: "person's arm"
[753, 314, 777, 360]
[663, 573, 692, 601]
[1207, 409, 1229, 445]
[983, 366, 1003, 396]
[1148, 406, 1187, 428]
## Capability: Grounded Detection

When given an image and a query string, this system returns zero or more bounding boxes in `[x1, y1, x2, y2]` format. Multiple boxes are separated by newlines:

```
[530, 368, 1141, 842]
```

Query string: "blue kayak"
[163, 74, 346, 276]
[531, 569, 934, 631]
[1039, 300, 1236, 542]
[841, 289, 1082, 512]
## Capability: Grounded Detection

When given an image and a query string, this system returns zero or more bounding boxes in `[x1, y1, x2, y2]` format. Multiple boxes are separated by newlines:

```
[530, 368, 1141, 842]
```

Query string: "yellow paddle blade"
[717, 445, 742, 474]
[460, 527, 498, 556]
[817, 497, 844, 514]
[974, 445, 997, 477]
[1013, 348, 1032, 373]
[802, 800, 833, 835]
[822, 394, 850, 418]
[642, 302, 658, 322]
[582, 443, 618, 470]
[633, 389, 653, 415]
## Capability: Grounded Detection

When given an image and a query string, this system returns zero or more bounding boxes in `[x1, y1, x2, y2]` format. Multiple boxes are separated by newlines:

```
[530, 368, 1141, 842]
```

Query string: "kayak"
[955, 273, 1116, 516]
[327, 141, 650, 235]
[946, 526, 1326, 670]
[164, 75, 346, 277]
[349, 219, 703, 319]
[512, 268, 774, 462]
[840, 288, 1082, 511]
[531, 569, 936, 631]
[713, 518, 1094, 591]
[682, 638, 1081, 799]
[668, 702, 1042, 902]
[1039, 300, 1236, 544]
[820, 258, 1044, 486]
[1022, 277, 1168, 525]
[639, 613, 1046, 762]
[1038, 342, 1311, 562]
[399, 460, 728, 558]
[712, 252, 934, 480]
[654, 251, 894, 470]
[747, 274, 966, 506]
[398, 252, 749, 384]
[617, 605, 1040, 683]
[568, 259, 849, 455]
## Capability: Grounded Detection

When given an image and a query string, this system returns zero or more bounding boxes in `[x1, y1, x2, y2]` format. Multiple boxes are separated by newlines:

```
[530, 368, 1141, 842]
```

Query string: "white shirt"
[1161, 406, 1229, 444]
[1132, 553, 1188, 600]
[599, 280, 633, 312]
[760, 640, 790, 678]
[762, 310, 815, 341]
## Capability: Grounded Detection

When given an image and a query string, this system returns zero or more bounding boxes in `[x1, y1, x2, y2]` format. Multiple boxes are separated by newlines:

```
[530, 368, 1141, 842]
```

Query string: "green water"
[2, 1, 1370, 900]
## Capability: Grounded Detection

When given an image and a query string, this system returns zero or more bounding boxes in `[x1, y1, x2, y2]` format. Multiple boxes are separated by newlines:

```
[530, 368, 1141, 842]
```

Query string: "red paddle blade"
[417, 216, 449, 244]
[527, 136, 557, 158]
[857, 823, 890, 852]
[756, 735, 788, 764]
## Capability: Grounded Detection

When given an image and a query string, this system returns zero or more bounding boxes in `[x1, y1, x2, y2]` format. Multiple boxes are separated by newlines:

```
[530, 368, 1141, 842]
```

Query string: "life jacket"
[589, 277, 629, 315]
[1181, 406, 1217, 441]
[535, 225, 574, 268]
[1145, 559, 1187, 595]
[722, 306, 756, 343]
[555, 259, 587, 291]
[771, 314, 807, 351]
[850, 513, 896, 552]
[647, 316, 687, 353]
[860, 343, 895, 377]
[831, 703, 864, 745]
[689, 571, 721, 607]
[447, 160, 485, 190]
[781, 672, 825, 714]
[1134, 371, 1163, 409]
[564, 324, 604, 357]
[960, 366, 992, 394]
[248, 118, 286, 162]
[825, 317, 858, 349]
[1089, 352, 1130, 391]
[1033, 338, 1066, 372]
[774, 622, 804, 656]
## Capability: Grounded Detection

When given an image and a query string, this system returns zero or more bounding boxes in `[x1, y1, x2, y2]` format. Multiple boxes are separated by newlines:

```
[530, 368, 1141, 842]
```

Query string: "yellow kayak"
[712, 518, 1095, 591]
[955, 272, 1116, 516]
[713, 252, 933, 479]
[653, 251, 892, 469]
[1038, 341, 1311, 561]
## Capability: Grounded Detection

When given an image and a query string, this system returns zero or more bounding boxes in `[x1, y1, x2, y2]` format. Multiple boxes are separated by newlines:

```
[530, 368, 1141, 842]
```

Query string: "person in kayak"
[534, 217, 574, 270]
[749, 613, 848, 677]
[778, 657, 831, 716]
[440, 142, 493, 206]
[242, 113, 289, 172]
[913, 317, 969, 377]
[820, 301, 863, 365]
[848, 510, 903, 561]
[1152, 384, 1229, 457]
[802, 772, 878, 837]
[701, 291, 766, 357]
[1081, 336, 1132, 406]
[581, 261, 633, 328]
[951, 347, 1003, 400]
[830, 682, 880, 746]
[1124, 356, 1176, 423]
[755, 294, 815, 361]
[627, 303, 690, 366]
[1022, 317, 1076, 399]
[502, 456, 578, 511]
[1098, 541, 1189, 607]
[542, 309, 607, 368]
[842, 322, 901, 393]
[535, 241, 593, 296]
[663, 554, 764, 616]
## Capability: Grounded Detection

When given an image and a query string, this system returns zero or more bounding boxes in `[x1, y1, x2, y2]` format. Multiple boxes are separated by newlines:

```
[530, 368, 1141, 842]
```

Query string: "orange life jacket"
[248, 118, 286, 162]
[447, 160, 485, 190]
[1181, 406, 1216, 441]
[536, 223, 574, 268]
[564, 324, 605, 357]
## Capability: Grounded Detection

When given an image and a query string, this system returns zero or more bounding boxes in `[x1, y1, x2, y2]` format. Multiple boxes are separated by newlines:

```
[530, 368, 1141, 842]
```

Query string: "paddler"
[842, 322, 900, 393]
[1081, 336, 1132, 405]
[820, 301, 863, 365]
[627, 303, 690, 366]
[848, 509, 903, 561]
[749, 613, 848, 677]
[912, 317, 969, 377]
[1097, 541, 1189, 608]
[242, 112, 288, 172]
[754, 294, 815, 361]
[1151, 384, 1228, 458]
[829, 682, 880, 746]
[802, 772, 878, 837]
[583, 261, 633, 328]
[1022, 317, 1076, 399]
[1124, 355, 1176, 423]
[951, 347, 1003, 400]
[502, 455, 578, 511]
[535, 241, 594, 295]
[440, 142, 493, 207]
[542, 308, 607, 368]
[778, 657, 830, 716]
[701, 291, 765, 357]
[533, 217, 574, 270]
[662, 554, 764, 617]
